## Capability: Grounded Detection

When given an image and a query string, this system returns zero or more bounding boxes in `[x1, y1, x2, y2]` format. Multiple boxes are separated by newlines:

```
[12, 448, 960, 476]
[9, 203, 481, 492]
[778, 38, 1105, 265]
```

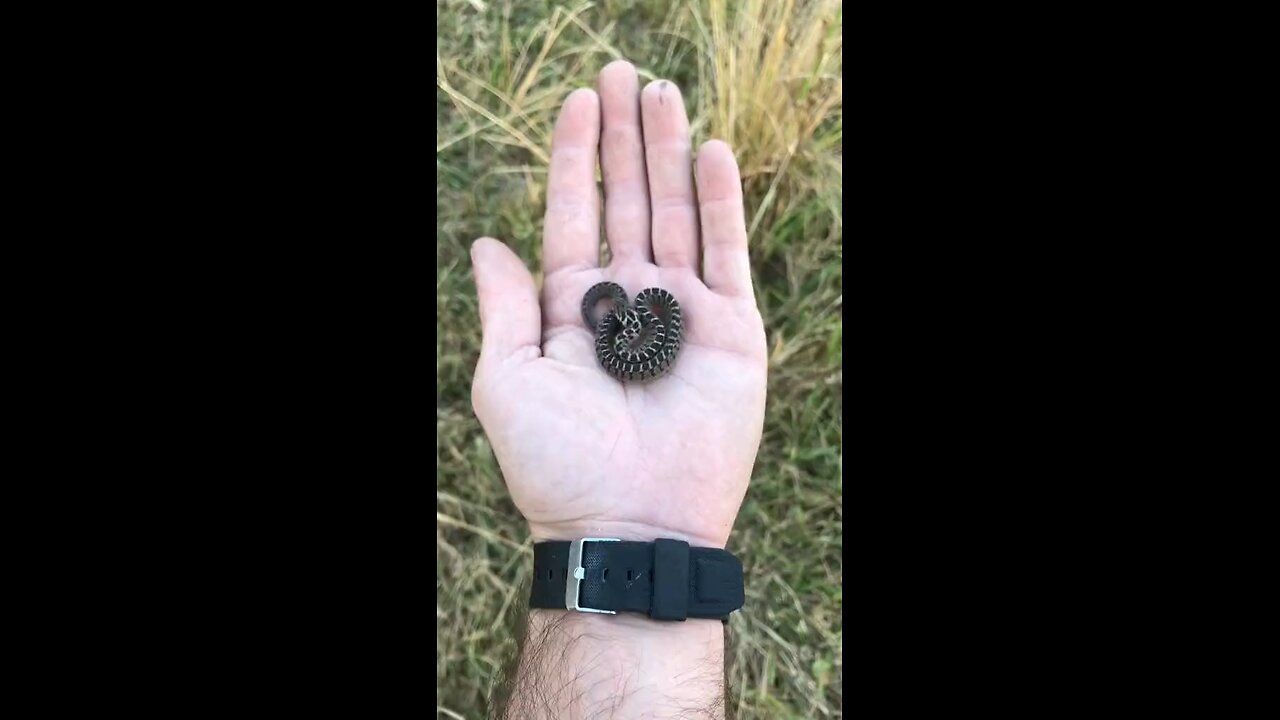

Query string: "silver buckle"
[565, 537, 620, 613]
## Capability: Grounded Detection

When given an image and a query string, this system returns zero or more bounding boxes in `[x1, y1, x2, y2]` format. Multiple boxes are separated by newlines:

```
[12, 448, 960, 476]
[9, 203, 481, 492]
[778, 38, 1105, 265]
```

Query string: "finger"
[543, 88, 602, 275]
[641, 80, 699, 270]
[696, 140, 753, 296]
[472, 237, 542, 367]
[597, 61, 651, 264]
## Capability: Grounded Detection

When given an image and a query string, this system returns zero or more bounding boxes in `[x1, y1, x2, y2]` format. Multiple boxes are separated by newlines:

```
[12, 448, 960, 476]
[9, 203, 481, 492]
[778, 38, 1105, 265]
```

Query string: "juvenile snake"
[580, 282, 683, 382]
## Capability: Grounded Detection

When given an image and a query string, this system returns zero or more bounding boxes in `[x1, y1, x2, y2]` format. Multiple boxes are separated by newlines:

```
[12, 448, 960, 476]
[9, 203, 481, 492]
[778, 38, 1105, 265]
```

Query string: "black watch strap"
[529, 538, 744, 621]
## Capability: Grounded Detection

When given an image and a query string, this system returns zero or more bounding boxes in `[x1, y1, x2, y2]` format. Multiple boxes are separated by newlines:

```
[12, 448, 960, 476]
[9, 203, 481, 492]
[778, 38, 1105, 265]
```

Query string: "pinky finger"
[695, 140, 753, 297]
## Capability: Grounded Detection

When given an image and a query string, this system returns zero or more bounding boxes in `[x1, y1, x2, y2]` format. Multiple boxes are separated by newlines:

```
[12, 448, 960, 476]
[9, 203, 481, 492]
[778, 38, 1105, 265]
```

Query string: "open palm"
[471, 62, 766, 549]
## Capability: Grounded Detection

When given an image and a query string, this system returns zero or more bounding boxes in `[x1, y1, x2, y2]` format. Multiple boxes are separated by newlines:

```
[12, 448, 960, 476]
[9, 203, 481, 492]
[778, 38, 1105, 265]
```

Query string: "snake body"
[581, 282, 683, 382]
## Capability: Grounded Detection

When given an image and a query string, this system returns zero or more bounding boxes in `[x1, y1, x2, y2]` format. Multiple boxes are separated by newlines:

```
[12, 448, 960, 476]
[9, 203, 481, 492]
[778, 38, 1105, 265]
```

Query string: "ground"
[437, 2, 842, 717]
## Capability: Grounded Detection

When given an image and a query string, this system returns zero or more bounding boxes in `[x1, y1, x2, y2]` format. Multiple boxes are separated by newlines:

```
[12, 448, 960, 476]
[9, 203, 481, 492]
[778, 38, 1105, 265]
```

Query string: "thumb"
[471, 237, 542, 369]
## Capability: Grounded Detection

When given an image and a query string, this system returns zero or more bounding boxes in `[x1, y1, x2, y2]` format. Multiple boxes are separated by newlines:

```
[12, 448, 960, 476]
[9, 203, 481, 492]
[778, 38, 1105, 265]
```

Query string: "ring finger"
[641, 80, 699, 271]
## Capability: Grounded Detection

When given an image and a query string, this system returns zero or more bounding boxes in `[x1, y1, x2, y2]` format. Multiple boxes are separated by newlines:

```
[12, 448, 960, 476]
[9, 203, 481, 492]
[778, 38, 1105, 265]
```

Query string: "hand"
[471, 61, 766, 550]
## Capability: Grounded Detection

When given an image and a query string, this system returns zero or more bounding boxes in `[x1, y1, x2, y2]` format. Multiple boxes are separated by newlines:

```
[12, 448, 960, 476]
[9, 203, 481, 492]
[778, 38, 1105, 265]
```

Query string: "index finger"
[543, 89, 602, 276]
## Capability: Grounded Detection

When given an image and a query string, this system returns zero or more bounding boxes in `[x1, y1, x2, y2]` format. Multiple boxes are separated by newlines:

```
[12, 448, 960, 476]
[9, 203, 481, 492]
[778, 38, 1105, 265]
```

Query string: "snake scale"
[581, 281, 683, 382]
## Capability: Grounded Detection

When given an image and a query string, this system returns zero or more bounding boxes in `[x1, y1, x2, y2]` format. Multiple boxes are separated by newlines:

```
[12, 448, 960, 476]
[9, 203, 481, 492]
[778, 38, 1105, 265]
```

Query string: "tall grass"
[693, 0, 843, 237]
[437, 0, 842, 228]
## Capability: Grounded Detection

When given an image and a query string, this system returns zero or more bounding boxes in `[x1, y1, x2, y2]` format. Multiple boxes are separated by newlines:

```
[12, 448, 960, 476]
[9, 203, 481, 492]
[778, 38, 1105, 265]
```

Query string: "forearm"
[498, 609, 726, 719]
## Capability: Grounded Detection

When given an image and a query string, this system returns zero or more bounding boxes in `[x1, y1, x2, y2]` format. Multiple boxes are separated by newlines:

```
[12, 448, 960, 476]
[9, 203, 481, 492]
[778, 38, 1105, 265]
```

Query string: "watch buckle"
[566, 537, 620, 613]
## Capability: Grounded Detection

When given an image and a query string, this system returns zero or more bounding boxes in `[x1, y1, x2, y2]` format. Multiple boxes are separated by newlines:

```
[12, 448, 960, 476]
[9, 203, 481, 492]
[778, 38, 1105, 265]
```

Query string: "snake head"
[616, 307, 642, 335]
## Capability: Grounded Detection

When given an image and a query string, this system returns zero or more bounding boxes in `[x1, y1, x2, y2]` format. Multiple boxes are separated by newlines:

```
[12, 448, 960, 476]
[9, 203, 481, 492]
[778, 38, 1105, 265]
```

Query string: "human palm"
[471, 62, 766, 549]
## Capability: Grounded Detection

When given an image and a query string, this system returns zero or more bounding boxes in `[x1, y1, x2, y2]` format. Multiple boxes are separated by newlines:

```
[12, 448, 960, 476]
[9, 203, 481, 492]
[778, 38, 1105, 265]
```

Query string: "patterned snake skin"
[581, 282, 683, 382]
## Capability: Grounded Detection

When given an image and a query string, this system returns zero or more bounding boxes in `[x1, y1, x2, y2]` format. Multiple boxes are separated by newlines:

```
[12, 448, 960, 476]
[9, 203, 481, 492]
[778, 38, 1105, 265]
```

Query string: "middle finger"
[598, 60, 652, 264]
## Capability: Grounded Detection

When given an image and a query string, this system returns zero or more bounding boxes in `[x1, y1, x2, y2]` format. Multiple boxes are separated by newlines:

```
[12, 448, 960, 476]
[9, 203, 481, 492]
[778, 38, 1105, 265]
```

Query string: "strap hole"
[548, 569, 554, 580]
[626, 570, 633, 581]
[602, 568, 609, 580]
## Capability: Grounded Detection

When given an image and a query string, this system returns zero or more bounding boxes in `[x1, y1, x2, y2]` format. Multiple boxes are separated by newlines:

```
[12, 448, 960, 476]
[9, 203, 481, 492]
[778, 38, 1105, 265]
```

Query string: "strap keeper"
[650, 538, 690, 621]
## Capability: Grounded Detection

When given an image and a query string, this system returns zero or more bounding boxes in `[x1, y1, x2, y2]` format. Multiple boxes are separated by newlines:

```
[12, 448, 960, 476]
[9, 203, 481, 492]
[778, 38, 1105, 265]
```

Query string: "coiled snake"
[581, 282, 683, 382]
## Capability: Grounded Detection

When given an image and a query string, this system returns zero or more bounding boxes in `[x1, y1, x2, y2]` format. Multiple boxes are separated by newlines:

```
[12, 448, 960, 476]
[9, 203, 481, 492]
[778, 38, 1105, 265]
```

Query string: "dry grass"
[695, 0, 842, 238]
[437, 2, 842, 717]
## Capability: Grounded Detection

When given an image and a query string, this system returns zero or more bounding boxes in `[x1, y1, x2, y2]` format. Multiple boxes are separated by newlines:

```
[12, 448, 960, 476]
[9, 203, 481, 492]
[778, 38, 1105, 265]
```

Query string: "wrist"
[530, 606, 724, 639]
[528, 530, 744, 622]
[527, 518, 730, 549]
[521, 609, 725, 717]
